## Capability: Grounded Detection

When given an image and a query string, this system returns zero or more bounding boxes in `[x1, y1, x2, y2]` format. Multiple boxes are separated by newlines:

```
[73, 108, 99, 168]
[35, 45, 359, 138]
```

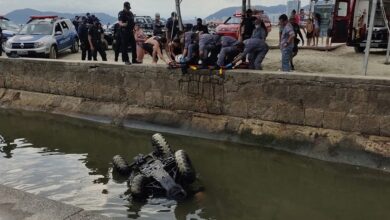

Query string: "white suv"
[4, 16, 79, 59]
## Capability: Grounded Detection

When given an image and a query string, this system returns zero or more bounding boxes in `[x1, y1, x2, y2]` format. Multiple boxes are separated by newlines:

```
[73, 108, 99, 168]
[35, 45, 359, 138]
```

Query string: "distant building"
[286, 0, 301, 15]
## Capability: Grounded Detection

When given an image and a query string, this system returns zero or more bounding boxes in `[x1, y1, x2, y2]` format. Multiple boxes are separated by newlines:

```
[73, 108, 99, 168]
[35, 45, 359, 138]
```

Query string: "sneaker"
[125, 62, 132, 65]
[132, 61, 142, 64]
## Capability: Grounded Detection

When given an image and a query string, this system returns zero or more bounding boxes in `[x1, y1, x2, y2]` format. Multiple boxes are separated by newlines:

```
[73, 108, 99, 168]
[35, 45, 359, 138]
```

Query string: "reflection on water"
[1, 109, 390, 220]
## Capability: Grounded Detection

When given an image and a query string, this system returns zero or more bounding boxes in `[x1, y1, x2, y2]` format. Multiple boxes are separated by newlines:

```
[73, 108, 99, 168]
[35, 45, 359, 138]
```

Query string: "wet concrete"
[0, 185, 110, 220]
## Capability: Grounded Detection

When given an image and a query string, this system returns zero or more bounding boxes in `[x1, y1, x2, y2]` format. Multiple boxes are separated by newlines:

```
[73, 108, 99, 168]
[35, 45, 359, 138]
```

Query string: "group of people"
[122, 8, 271, 71]
[293, 9, 334, 48]
[75, 13, 107, 61]
[74, 1, 312, 72]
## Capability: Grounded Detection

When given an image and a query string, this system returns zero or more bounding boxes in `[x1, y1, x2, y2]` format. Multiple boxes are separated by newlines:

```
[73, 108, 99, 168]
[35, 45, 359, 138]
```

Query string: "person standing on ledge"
[118, 1, 139, 65]
[279, 14, 295, 72]
[88, 20, 107, 61]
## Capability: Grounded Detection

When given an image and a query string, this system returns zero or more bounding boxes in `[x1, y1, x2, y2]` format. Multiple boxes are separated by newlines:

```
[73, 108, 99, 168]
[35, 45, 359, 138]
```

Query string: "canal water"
[1, 109, 390, 220]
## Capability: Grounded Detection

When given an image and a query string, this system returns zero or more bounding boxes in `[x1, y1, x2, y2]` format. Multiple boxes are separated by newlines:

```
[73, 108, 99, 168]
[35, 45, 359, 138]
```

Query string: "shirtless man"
[141, 36, 170, 64]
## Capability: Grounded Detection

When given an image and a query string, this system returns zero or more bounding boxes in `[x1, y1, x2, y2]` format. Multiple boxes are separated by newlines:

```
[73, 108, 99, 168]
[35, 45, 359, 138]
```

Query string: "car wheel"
[129, 174, 148, 198]
[112, 155, 131, 175]
[49, 46, 57, 59]
[175, 150, 196, 185]
[71, 40, 79, 53]
[151, 133, 172, 156]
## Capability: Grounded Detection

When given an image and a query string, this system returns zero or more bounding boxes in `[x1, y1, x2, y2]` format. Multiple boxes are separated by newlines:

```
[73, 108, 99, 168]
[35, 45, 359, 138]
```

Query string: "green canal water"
[1, 109, 390, 220]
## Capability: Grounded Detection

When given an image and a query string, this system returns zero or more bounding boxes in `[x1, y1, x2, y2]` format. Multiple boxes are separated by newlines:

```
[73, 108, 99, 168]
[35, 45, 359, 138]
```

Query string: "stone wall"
[1, 58, 389, 136]
[1, 58, 390, 157]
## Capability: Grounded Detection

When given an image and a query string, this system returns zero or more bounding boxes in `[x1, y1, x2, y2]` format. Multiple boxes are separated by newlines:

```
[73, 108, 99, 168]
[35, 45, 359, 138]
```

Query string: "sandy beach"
[2, 28, 389, 76]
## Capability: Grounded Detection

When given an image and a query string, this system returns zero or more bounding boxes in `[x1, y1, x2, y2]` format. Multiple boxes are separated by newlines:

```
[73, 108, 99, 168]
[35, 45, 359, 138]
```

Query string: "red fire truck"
[332, 0, 389, 53]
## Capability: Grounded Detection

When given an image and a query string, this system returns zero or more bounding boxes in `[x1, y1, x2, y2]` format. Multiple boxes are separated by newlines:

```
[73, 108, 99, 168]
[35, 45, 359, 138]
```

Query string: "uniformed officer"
[78, 17, 91, 61]
[113, 23, 122, 62]
[88, 20, 107, 61]
[198, 33, 221, 65]
[153, 13, 165, 36]
[216, 36, 242, 67]
[192, 18, 208, 34]
[230, 38, 269, 70]
[118, 1, 138, 65]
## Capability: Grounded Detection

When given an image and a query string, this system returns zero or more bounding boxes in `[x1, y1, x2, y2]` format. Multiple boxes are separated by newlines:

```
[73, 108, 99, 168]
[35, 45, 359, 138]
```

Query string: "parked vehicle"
[4, 16, 79, 59]
[135, 16, 154, 37]
[0, 16, 20, 51]
[112, 133, 196, 200]
[216, 12, 272, 39]
[332, 0, 389, 53]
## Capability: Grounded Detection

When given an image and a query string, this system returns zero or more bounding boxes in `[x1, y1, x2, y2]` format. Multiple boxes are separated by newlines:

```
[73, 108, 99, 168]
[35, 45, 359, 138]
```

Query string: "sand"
[2, 28, 389, 77]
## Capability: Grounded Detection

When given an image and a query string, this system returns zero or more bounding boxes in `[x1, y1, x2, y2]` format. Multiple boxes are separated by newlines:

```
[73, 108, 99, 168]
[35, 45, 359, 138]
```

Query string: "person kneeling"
[229, 38, 269, 70]
[141, 36, 171, 64]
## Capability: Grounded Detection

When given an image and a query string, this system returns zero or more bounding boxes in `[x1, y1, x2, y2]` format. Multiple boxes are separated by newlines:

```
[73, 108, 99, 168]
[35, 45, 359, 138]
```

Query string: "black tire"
[151, 133, 172, 156]
[354, 46, 364, 53]
[175, 150, 196, 184]
[112, 155, 131, 175]
[71, 40, 79, 53]
[129, 174, 148, 198]
[48, 46, 57, 59]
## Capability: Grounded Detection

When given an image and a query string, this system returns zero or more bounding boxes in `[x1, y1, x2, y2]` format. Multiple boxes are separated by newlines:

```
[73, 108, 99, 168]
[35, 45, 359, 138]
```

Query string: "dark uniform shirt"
[192, 24, 208, 34]
[88, 25, 104, 45]
[113, 23, 121, 41]
[153, 20, 165, 36]
[118, 10, 135, 33]
[78, 23, 89, 42]
[241, 17, 256, 38]
[166, 17, 179, 39]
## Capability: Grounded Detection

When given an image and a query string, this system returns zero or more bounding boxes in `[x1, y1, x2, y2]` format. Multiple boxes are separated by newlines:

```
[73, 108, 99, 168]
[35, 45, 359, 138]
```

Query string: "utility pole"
[175, 0, 184, 31]
[363, 0, 378, 75]
[248, 0, 251, 10]
[242, 0, 247, 15]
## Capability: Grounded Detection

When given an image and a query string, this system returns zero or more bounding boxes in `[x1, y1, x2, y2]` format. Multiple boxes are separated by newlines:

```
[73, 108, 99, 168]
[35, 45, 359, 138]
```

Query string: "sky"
[0, 0, 311, 19]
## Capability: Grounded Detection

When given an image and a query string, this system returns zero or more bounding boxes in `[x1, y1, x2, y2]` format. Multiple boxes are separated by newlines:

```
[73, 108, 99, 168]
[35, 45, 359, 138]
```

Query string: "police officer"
[230, 38, 269, 70]
[192, 18, 208, 34]
[118, 1, 138, 65]
[153, 13, 165, 36]
[78, 17, 91, 61]
[88, 20, 107, 61]
[166, 12, 179, 42]
[216, 36, 241, 67]
[241, 9, 256, 40]
[113, 23, 122, 62]
[72, 16, 80, 32]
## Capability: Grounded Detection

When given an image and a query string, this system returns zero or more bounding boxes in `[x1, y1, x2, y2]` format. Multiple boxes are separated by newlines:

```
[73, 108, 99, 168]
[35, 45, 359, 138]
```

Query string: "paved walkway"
[0, 185, 110, 220]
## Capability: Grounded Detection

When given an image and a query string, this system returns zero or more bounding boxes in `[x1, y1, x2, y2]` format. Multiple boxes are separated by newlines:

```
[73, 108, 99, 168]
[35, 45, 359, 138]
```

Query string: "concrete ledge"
[0, 185, 110, 220]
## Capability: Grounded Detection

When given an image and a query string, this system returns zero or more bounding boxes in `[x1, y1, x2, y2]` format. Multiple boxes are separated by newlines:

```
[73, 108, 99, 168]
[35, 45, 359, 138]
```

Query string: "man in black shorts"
[118, 1, 138, 64]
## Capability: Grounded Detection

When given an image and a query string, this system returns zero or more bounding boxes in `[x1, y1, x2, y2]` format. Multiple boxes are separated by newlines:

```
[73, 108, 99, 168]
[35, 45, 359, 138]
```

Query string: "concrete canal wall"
[0, 184, 109, 220]
[1, 58, 390, 158]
